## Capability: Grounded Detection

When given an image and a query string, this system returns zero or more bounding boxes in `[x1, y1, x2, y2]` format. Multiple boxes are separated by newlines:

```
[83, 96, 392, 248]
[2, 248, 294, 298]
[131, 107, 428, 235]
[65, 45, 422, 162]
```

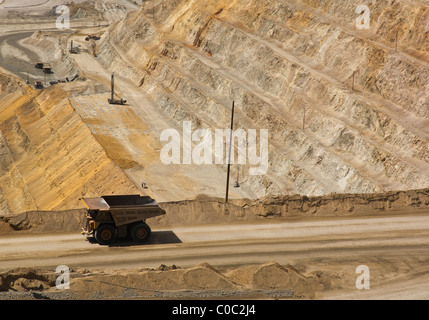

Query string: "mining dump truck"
[34, 80, 44, 89]
[85, 34, 101, 41]
[43, 63, 52, 74]
[81, 195, 166, 245]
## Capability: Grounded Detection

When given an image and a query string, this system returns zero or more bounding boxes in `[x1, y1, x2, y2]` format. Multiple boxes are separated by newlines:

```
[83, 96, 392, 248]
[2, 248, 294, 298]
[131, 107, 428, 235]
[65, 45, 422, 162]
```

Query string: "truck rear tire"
[95, 224, 118, 245]
[130, 222, 151, 243]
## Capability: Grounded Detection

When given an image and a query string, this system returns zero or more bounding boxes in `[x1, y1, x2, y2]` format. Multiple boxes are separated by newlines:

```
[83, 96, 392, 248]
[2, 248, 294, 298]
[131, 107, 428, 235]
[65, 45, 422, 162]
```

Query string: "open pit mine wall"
[1, 0, 429, 218]
[95, 0, 429, 197]
[0, 72, 140, 217]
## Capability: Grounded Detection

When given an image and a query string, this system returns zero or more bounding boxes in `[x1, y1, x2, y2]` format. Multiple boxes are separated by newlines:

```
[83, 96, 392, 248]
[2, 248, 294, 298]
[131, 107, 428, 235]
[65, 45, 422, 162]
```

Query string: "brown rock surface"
[0, 71, 140, 217]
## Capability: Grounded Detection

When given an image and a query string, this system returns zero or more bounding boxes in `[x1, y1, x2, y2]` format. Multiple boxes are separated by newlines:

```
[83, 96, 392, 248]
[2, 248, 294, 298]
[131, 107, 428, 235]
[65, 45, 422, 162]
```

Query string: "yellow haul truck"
[81, 195, 166, 245]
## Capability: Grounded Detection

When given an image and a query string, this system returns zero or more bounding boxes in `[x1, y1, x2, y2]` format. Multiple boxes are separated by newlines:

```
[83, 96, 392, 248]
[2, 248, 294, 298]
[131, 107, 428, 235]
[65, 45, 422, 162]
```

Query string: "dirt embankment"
[0, 261, 319, 300]
[0, 209, 87, 233]
[159, 188, 429, 225]
[1, 188, 429, 233]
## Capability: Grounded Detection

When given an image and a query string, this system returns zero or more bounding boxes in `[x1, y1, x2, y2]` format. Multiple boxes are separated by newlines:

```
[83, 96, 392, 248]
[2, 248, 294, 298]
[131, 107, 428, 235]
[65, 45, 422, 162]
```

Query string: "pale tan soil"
[0, 0, 429, 300]
[0, 262, 313, 299]
[1, 212, 429, 300]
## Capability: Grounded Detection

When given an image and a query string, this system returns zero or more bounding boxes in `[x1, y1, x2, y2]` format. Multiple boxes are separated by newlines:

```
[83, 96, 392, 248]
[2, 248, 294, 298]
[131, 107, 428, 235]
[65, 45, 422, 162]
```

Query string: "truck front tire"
[95, 224, 118, 245]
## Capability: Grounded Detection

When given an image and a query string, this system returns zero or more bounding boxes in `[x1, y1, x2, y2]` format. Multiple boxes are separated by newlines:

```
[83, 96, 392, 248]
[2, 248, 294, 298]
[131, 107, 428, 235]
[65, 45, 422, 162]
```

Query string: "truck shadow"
[87, 230, 182, 247]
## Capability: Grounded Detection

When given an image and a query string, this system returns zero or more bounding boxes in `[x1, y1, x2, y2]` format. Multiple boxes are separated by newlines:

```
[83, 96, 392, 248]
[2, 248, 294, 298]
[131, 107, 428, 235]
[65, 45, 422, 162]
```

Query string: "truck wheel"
[130, 222, 151, 243]
[95, 224, 118, 245]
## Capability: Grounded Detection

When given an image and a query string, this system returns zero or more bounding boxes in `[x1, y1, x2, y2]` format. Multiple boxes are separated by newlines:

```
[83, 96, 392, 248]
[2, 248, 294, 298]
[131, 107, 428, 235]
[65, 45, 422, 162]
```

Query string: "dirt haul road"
[1, 213, 429, 299]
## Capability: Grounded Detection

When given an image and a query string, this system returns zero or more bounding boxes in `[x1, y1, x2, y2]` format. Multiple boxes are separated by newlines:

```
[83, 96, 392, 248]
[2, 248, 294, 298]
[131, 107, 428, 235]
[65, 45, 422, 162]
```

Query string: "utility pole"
[111, 72, 115, 102]
[395, 29, 399, 52]
[302, 106, 306, 130]
[225, 101, 235, 204]
[351, 69, 359, 91]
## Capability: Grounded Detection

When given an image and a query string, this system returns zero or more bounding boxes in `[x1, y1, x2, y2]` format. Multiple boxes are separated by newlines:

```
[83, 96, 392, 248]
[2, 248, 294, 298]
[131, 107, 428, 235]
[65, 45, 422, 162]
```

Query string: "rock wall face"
[0, 73, 140, 216]
[1, 0, 429, 215]
[94, 0, 429, 197]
